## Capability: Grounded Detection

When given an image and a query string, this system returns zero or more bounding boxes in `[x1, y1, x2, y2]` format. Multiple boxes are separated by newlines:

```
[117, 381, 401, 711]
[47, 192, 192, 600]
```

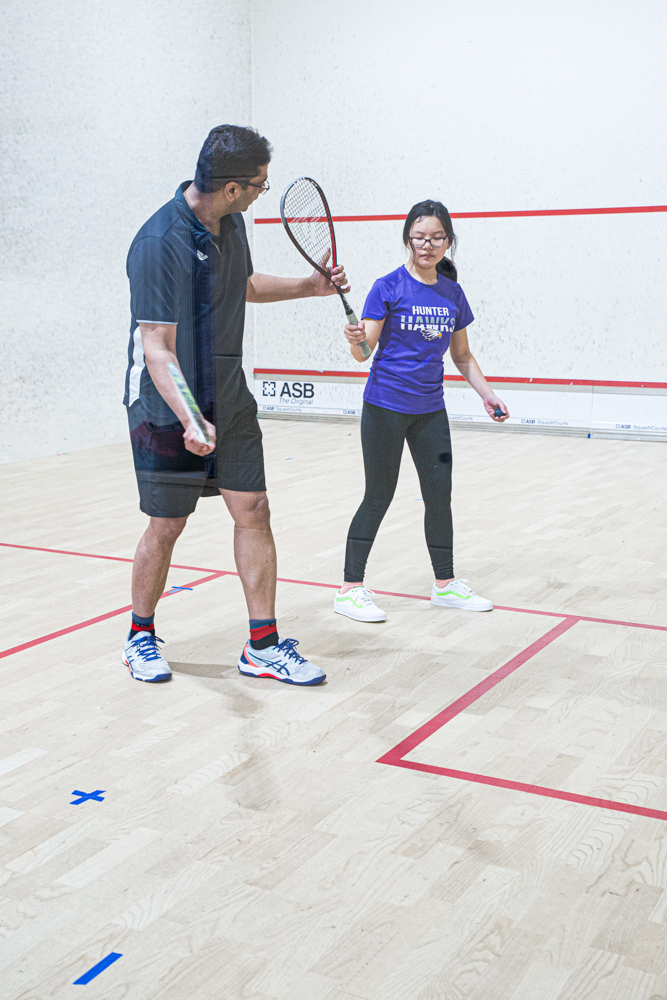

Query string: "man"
[122, 125, 348, 686]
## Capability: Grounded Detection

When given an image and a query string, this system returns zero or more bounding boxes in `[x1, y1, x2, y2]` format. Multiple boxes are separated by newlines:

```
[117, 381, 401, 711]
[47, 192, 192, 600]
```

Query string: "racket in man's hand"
[167, 362, 214, 447]
[280, 177, 372, 359]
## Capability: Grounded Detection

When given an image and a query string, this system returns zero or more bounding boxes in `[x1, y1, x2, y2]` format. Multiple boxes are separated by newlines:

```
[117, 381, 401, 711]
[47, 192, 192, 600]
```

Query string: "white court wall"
[2, 1, 665, 463]
[250, 0, 667, 435]
[0, 0, 251, 463]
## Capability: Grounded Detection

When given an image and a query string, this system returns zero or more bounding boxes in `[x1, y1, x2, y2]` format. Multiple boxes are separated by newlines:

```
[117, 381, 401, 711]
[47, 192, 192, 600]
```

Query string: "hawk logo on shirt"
[196, 250, 208, 261]
[422, 326, 443, 341]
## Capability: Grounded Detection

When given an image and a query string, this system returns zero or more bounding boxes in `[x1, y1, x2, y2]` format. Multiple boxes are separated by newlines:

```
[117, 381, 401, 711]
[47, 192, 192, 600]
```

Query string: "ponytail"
[435, 256, 457, 282]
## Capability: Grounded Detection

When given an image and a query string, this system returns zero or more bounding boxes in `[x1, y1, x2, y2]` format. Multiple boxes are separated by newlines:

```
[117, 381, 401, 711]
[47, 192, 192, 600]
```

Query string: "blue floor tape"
[70, 790, 105, 805]
[73, 952, 122, 984]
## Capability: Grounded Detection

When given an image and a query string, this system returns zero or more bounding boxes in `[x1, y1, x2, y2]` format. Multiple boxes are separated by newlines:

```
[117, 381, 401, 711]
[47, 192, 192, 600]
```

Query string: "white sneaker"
[431, 579, 493, 612]
[238, 637, 326, 686]
[123, 631, 172, 682]
[333, 587, 387, 622]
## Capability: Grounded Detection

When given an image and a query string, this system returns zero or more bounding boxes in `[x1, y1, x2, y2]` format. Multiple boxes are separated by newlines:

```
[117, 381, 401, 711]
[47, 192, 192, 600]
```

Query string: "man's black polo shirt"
[123, 182, 254, 431]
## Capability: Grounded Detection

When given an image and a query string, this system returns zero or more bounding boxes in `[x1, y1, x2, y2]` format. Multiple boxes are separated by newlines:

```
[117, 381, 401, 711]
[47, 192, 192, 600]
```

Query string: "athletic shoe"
[123, 631, 172, 682]
[238, 638, 326, 686]
[430, 579, 493, 612]
[333, 587, 387, 622]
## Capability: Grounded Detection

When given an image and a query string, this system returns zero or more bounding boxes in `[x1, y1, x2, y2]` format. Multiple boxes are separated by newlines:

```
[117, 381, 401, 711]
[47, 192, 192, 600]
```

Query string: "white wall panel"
[0, 0, 251, 463]
[250, 0, 667, 418]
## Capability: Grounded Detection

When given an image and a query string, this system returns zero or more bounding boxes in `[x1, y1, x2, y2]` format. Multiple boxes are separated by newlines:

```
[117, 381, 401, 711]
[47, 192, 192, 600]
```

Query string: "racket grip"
[339, 292, 372, 359]
[345, 308, 372, 359]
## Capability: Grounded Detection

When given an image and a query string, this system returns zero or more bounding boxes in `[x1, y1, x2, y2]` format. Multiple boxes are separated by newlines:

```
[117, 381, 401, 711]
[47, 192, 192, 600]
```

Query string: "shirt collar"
[175, 182, 238, 247]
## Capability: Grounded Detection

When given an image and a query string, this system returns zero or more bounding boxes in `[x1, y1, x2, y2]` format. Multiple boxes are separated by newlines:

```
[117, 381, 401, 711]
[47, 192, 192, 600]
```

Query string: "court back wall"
[250, 0, 667, 429]
[1, 0, 665, 463]
[0, 0, 252, 464]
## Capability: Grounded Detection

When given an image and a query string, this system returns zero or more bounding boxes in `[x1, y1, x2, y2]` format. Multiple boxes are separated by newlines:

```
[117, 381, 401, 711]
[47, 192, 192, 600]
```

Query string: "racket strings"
[282, 179, 335, 270]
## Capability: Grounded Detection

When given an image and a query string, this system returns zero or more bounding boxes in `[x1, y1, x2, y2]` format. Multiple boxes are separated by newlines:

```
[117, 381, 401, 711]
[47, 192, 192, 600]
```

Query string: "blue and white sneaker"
[238, 638, 326, 686]
[123, 631, 172, 682]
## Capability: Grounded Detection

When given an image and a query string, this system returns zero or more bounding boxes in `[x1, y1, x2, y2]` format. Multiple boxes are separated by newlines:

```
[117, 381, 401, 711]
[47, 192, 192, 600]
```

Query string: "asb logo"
[262, 381, 314, 400]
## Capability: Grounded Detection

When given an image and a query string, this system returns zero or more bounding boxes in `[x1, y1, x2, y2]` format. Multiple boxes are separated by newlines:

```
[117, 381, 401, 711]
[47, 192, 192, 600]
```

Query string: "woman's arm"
[344, 317, 385, 364]
[449, 328, 509, 422]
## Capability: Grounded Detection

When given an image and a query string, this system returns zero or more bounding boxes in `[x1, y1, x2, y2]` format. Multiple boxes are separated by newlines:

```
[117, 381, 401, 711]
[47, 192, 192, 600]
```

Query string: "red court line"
[378, 618, 577, 762]
[4, 545, 667, 819]
[254, 369, 667, 391]
[255, 205, 667, 224]
[377, 615, 667, 821]
[0, 542, 220, 574]
[383, 760, 667, 823]
[0, 572, 229, 661]
[2, 542, 666, 634]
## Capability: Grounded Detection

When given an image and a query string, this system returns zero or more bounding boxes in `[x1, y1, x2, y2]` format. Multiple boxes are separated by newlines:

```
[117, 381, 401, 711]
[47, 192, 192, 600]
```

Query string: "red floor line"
[0, 542, 220, 575]
[384, 759, 667, 822]
[378, 618, 578, 763]
[2, 543, 666, 633]
[0, 572, 229, 661]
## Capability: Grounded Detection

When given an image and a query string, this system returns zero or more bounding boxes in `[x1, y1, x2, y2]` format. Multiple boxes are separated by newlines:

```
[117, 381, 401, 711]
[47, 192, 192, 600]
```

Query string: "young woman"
[333, 199, 509, 623]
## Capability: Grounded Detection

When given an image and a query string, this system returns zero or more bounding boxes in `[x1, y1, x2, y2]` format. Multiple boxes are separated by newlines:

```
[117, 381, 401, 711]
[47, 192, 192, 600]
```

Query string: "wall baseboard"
[257, 410, 667, 443]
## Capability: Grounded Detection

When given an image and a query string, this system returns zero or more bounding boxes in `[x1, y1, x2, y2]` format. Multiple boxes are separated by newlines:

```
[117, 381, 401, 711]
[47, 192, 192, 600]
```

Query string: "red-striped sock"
[131, 612, 155, 636]
[249, 618, 278, 650]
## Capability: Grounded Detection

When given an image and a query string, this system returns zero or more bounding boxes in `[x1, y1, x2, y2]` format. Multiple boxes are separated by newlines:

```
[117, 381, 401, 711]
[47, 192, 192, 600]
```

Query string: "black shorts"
[129, 402, 266, 518]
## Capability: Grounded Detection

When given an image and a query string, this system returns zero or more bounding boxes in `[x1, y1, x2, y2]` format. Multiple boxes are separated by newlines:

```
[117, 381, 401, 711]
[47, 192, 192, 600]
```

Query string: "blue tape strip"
[169, 586, 193, 591]
[73, 952, 122, 984]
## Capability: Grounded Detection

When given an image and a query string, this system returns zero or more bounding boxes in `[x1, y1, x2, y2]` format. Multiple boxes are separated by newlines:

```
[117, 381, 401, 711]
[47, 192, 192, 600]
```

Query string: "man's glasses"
[212, 177, 270, 194]
[409, 236, 449, 248]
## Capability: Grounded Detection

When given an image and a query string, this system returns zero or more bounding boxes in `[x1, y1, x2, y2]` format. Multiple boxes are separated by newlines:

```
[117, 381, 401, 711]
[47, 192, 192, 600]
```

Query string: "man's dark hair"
[194, 125, 272, 193]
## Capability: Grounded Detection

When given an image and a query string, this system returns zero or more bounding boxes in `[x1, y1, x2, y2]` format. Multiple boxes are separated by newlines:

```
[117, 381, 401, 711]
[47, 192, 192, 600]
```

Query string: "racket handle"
[338, 289, 372, 359]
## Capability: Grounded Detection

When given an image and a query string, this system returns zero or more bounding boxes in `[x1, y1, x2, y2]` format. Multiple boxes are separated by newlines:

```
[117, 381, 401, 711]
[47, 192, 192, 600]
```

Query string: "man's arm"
[246, 262, 349, 303]
[139, 323, 216, 455]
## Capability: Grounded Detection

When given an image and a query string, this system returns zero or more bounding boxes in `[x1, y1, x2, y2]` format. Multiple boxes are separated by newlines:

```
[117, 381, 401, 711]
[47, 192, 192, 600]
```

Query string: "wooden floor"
[1, 419, 667, 1000]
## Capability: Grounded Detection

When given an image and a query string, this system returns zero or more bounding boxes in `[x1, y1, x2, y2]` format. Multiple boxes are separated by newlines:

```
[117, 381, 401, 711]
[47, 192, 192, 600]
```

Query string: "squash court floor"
[1, 419, 667, 1000]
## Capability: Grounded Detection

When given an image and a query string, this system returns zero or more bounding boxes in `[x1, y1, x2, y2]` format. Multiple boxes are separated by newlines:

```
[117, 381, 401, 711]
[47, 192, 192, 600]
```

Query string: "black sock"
[249, 618, 278, 650]
[131, 612, 155, 636]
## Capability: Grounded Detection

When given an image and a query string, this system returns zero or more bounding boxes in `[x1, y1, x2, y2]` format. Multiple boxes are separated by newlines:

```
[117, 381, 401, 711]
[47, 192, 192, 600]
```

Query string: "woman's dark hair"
[194, 125, 272, 193]
[403, 200, 458, 281]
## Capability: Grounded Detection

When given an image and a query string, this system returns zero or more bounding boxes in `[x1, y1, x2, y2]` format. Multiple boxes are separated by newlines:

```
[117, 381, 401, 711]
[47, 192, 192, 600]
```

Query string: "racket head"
[280, 176, 338, 277]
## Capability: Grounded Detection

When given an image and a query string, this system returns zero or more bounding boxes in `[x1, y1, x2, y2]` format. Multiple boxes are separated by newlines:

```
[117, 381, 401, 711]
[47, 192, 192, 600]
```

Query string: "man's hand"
[310, 251, 350, 297]
[483, 396, 509, 422]
[183, 417, 216, 456]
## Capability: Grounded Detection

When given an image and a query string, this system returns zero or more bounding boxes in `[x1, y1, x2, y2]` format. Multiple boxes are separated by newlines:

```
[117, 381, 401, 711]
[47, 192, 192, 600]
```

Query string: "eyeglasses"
[211, 177, 270, 194]
[409, 236, 449, 248]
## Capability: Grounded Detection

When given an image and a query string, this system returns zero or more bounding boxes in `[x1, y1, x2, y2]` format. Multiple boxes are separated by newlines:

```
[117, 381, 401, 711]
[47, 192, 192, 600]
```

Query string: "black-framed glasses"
[211, 176, 270, 194]
[409, 236, 449, 248]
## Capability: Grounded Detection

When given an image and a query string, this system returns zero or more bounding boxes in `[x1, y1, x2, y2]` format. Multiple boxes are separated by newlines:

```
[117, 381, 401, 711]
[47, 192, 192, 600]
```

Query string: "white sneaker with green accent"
[431, 578, 493, 612]
[333, 586, 387, 622]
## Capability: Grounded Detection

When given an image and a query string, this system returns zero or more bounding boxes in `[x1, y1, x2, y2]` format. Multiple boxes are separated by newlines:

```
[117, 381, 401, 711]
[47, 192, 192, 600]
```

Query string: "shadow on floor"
[169, 661, 237, 678]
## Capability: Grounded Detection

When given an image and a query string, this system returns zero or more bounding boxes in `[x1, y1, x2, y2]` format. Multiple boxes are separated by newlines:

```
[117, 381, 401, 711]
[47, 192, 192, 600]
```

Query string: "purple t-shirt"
[362, 265, 474, 414]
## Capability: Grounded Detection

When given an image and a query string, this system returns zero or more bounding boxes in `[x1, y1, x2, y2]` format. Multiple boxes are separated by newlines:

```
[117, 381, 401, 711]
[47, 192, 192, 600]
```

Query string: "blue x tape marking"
[70, 789, 105, 805]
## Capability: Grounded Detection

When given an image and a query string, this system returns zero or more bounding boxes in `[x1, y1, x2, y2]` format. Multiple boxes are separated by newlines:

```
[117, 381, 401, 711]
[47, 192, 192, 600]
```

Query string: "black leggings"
[344, 401, 454, 582]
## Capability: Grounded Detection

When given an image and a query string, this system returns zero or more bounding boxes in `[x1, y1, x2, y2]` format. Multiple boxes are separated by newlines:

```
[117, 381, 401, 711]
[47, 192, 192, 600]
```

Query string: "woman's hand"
[483, 395, 509, 422]
[344, 320, 367, 346]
